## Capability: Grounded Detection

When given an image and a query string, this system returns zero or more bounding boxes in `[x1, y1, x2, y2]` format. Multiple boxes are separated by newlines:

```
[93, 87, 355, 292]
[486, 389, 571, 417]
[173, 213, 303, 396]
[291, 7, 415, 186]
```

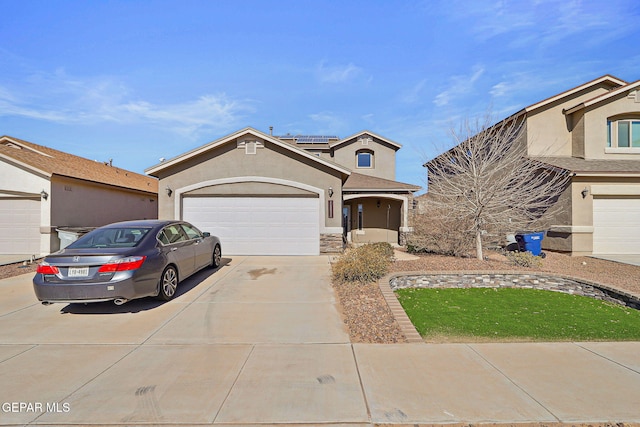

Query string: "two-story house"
[426, 75, 640, 256]
[145, 127, 420, 255]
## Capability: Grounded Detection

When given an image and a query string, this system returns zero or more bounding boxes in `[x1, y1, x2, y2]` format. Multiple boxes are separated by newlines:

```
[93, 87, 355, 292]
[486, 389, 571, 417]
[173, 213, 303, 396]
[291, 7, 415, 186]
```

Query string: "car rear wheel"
[158, 266, 178, 301]
[211, 245, 221, 268]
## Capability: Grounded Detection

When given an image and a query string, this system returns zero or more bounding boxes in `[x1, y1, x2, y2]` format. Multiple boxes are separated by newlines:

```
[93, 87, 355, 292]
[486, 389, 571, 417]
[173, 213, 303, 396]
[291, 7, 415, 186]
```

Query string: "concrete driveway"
[590, 254, 640, 266]
[1, 256, 639, 426]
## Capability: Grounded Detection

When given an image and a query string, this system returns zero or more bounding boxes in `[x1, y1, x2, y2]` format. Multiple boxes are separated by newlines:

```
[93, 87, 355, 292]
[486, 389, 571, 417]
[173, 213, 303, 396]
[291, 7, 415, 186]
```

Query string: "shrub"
[407, 211, 475, 257]
[332, 243, 395, 284]
[506, 251, 543, 268]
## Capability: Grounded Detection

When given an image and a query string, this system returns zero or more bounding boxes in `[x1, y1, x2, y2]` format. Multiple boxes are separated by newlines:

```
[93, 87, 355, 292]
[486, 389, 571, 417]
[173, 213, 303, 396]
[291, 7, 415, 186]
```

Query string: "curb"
[378, 273, 423, 343]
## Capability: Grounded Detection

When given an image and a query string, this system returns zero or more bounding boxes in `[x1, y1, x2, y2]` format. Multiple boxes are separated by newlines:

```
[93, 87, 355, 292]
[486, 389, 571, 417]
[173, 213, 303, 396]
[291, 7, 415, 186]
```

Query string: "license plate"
[68, 267, 89, 277]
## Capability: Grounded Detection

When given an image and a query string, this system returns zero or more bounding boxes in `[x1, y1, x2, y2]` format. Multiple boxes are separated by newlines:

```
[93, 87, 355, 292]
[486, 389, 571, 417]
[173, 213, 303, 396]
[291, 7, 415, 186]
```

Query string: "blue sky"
[2, 0, 639, 191]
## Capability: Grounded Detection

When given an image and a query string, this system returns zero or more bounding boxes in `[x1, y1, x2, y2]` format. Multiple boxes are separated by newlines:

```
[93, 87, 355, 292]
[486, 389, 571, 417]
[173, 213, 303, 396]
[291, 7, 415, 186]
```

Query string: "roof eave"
[524, 74, 628, 113]
[0, 153, 52, 179]
[329, 130, 402, 150]
[563, 79, 640, 115]
[146, 127, 352, 177]
[573, 172, 640, 178]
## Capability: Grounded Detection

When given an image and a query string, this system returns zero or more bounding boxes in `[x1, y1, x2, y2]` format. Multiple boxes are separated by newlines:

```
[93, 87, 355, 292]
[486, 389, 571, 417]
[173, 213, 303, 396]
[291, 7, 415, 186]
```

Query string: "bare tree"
[418, 114, 571, 260]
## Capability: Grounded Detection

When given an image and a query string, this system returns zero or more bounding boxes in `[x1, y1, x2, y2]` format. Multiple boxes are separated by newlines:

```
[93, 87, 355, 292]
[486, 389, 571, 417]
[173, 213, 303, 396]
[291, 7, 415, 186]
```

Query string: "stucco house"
[426, 74, 640, 256]
[0, 136, 159, 257]
[145, 128, 420, 255]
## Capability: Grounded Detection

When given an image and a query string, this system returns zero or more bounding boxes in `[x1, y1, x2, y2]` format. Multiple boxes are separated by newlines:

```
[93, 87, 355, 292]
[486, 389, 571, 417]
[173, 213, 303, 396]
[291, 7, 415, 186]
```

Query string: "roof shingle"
[532, 156, 640, 174]
[0, 136, 158, 194]
[343, 172, 420, 192]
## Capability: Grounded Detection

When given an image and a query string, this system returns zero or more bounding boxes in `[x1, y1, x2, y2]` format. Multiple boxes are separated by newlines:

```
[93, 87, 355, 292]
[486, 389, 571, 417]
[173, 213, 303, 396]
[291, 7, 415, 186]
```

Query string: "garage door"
[183, 197, 320, 255]
[593, 197, 640, 254]
[0, 198, 41, 255]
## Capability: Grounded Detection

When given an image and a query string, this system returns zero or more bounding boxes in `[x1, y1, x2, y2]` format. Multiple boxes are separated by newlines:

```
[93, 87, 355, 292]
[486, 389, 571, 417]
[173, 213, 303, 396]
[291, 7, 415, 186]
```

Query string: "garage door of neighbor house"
[0, 198, 41, 255]
[593, 197, 640, 254]
[183, 197, 320, 255]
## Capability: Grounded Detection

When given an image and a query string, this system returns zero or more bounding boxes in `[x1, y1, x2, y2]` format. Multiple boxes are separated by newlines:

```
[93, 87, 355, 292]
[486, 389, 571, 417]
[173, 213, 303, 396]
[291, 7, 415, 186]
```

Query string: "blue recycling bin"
[515, 232, 545, 257]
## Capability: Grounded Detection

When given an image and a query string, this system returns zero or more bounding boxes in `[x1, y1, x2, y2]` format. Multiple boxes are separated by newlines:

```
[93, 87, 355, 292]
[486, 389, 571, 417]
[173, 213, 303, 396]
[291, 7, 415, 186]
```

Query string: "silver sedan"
[33, 220, 221, 305]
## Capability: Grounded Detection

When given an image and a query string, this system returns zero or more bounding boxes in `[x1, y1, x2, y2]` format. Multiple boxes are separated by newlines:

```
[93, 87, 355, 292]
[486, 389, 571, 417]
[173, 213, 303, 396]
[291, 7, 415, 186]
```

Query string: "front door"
[343, 205, 351, 243]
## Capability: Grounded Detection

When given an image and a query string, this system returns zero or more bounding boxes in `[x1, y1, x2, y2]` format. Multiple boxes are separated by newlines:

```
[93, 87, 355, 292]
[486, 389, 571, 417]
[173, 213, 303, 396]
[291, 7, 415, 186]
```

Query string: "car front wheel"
[158, 266, 178, 301]
[211, 245, 221, 269]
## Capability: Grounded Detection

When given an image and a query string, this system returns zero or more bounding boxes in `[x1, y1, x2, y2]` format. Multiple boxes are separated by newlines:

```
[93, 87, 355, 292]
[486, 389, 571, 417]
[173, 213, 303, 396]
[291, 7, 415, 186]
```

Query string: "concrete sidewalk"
[0, 256, 639, 426]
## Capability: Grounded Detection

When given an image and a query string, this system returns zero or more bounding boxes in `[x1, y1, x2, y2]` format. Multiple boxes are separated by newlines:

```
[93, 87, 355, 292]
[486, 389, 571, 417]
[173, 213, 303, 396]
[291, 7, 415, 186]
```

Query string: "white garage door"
[183, 197, 320, 255]
[593, 197, 640, 254]
[0, 198, 41, 255]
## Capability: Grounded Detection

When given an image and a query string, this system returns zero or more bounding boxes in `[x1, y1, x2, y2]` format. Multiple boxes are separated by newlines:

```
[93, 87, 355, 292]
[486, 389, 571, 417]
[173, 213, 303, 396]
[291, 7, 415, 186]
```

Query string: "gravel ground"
[0, 260, 39, 280]
[333, 250, 640, 344]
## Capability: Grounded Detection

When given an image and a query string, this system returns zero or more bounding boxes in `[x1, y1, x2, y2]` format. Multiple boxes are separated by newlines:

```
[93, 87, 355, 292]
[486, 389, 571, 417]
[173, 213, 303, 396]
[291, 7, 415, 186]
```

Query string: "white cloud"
[402, 79, 428, 104]
[308, 111, 348, 133]
[452, 0, 637, 47]
[317, 62, 363, 84]
[490, 81, 509, 97]
[0, 70, 253, 137]
[433, 66, 484, 107]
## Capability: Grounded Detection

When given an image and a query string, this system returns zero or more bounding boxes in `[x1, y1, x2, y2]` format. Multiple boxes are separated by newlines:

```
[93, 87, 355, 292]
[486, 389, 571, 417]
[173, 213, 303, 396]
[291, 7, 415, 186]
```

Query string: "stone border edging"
[378, 270, 640, 344]
[378, 273, 423, 343]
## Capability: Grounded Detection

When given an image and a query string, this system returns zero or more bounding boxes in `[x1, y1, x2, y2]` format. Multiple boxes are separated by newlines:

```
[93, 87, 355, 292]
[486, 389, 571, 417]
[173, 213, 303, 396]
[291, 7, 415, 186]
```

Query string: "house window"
[607, 119, 640, 149]
[357, 204, 363, 230]
[356, 150, 373, 168]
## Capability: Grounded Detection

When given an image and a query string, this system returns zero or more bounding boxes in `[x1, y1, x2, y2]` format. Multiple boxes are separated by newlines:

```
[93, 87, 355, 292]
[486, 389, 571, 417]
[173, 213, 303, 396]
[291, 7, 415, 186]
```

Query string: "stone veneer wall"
[390, 272, 640, 310]
[320, 233, 344, 253]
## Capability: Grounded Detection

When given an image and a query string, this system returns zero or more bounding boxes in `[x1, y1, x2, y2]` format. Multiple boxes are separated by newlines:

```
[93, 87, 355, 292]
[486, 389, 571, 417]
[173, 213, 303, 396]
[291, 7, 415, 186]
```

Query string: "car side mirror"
[202, 232, 211, 237]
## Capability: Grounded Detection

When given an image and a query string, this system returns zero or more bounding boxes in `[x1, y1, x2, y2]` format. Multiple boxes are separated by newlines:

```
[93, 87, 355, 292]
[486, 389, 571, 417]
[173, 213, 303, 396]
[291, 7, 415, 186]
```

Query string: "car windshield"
[68, 227, 152, 249]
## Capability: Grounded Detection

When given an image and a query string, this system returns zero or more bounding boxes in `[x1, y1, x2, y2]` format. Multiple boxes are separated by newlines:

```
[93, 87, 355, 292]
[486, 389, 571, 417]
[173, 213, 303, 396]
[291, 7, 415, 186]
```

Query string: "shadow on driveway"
[59, 258, 232, 315]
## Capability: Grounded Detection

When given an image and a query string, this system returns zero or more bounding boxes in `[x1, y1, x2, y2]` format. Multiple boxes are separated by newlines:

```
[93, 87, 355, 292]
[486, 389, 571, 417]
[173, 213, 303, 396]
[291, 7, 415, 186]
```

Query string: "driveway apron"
[0, 256, 369, 425]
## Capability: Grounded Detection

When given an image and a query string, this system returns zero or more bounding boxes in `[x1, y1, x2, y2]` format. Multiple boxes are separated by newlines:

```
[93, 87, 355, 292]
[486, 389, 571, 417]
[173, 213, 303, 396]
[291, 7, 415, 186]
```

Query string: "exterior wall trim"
[174, 176, 330, 232]
[591, 184, 640, 196]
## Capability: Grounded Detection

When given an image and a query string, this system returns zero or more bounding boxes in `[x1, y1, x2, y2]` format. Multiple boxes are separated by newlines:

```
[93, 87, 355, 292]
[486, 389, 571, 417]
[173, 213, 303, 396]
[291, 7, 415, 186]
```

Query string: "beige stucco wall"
[527, 83, 616, 157]
[154, 139, 345, 230]
[50, 175, 157, 237]
[580, 95, 640, 160]
[332, 137, 396, 180]
[571, 110, 585, 158]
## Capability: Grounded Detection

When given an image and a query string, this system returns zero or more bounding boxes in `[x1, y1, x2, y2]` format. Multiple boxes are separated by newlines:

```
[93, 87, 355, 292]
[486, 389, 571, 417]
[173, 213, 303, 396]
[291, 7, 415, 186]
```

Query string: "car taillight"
[37, 263, 60, 275]
[98, 256, 147, 273]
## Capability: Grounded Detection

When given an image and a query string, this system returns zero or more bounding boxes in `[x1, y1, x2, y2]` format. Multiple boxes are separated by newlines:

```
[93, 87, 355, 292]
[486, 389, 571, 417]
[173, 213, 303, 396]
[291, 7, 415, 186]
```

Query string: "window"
[180, 223, 203, 240]
[607, 119, 640, 149]
[356, 150, 373, 168]
[158, 225, 187, 245]
[69, 227, 151, 249]
[357, 204, 363, 230]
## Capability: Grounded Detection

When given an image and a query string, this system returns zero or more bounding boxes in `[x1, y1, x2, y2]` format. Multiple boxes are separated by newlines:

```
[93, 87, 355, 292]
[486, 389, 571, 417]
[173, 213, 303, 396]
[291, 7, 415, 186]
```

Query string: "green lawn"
[395, 287, 640, 342]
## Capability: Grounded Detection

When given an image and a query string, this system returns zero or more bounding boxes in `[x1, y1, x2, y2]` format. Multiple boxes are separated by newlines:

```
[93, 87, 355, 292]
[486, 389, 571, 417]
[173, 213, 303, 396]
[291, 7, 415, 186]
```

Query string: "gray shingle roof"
[532, 157, 640, 174]
[343, 172, 420, 192]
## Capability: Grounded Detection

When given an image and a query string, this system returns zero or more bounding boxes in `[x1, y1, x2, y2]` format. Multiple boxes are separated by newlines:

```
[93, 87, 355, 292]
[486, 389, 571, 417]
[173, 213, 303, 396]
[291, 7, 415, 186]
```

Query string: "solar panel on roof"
[295, 135, 339, 144]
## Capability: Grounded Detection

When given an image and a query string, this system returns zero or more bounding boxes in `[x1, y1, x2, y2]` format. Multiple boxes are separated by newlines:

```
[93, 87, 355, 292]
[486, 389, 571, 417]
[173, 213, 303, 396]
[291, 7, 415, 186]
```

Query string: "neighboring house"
[425, 74, 640, 256]
[145, 128, 419, 255]
[0, 136, 159, 256]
